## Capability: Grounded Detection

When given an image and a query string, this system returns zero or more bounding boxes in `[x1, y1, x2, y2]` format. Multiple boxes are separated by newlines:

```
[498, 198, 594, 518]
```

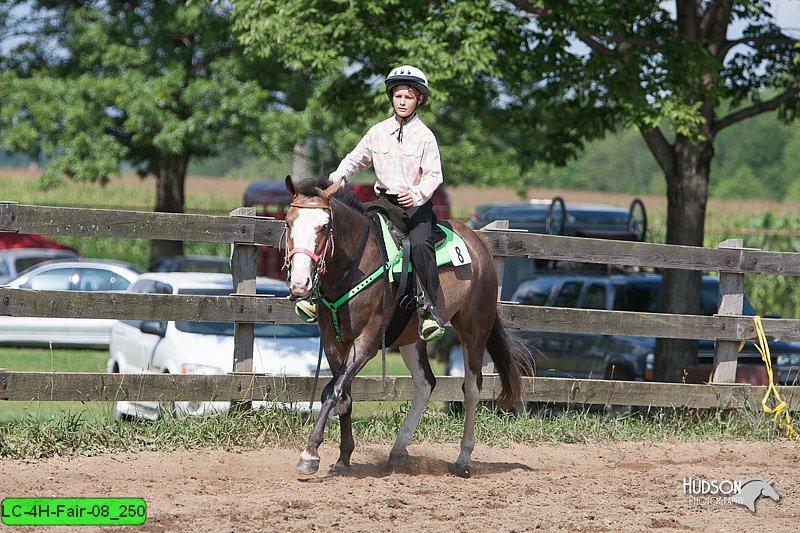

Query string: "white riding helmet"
[385, 65, 429, 106]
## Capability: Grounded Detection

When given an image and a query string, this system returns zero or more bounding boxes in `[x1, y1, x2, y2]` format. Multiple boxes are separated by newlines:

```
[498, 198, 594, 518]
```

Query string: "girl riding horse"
[295, 65, 446, 342]
[284, 174, 530, 478]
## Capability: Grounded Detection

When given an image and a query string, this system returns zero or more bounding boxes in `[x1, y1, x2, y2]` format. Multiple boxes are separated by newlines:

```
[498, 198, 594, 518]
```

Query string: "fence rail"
[2, 288, 799, 343]
[2, 202, 800, 409]
[2, 372, 798, 411]
[0, 203, 284, 246]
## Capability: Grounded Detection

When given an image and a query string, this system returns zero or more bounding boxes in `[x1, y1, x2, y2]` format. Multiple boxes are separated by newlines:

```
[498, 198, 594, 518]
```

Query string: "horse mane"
[295, 177, 365, 214]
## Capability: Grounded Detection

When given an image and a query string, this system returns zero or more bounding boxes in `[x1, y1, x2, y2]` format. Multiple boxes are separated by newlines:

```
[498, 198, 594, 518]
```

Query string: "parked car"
[467, 197, 647, 301]
[0, 232, 80, 284]
[453, 272, 800, 387]
[107, 272, 331, 420]
[0, 259, 143, 347]
[0, 247, 80, 284]
[147, 255, 230, 274]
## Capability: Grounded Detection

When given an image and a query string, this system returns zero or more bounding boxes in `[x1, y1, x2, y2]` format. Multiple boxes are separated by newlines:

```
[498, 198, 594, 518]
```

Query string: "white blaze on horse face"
[289, 208, 330, 297]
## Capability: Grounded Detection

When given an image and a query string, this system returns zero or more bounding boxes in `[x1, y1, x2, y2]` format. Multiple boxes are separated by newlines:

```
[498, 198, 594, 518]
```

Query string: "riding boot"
[420, 305, 446, 342]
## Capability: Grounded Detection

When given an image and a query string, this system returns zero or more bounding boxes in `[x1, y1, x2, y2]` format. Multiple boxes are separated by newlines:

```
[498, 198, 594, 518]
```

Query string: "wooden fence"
[1, 201, 800, 411]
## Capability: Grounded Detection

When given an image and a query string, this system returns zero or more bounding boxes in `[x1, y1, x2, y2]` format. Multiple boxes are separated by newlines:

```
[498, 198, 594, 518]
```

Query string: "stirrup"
[420, 306, 445, 342]
[420, 316, 445, 342]
[294, 300, 317, 323]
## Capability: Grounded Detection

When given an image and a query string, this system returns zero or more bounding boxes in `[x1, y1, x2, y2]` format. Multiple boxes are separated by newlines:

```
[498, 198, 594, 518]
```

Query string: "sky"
[770, 0, 800, 36]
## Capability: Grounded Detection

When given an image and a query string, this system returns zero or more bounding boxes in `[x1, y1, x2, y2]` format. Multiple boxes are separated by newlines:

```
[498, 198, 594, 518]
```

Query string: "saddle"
[368, 213, 471, 345]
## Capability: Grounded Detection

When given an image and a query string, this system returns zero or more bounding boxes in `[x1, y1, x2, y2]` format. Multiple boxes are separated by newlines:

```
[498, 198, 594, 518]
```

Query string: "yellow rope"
[752, 316, 800, 441]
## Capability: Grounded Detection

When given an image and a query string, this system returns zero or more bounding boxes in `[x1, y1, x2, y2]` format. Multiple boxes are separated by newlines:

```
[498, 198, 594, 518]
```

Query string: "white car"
[0, 258, 142, 347]
[107, 272, 331, 420]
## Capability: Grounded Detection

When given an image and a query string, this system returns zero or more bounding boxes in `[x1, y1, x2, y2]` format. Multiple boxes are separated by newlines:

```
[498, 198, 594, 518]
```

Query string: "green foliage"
[704, 210, 800, 319]
[0, 0, 307, 228]
[711, 166, 761, 199]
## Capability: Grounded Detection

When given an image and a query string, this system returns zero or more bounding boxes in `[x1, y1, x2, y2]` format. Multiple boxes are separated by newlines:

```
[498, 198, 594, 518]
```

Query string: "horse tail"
[486, 313, 532, 410]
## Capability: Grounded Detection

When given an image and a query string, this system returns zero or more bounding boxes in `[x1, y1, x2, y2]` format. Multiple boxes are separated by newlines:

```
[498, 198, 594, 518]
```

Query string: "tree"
[0, 1, 306, 260]
[234, 0, 800, 380]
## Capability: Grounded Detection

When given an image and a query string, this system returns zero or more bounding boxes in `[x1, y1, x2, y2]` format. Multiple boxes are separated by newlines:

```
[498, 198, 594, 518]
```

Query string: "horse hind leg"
[451, 318, 488, 478]
[389, 342, 436, 465]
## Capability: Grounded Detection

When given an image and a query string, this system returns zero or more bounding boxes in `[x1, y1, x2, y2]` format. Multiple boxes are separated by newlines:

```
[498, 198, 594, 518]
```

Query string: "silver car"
[0, 258, 143, 347]
[0, 247, 79, 284]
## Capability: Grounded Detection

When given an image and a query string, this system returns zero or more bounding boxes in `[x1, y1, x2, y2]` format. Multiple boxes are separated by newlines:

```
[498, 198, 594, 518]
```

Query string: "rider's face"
[392, 86, 419, 118]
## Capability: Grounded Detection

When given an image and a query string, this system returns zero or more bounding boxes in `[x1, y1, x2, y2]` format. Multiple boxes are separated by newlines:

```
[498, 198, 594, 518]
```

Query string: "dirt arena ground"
[2, 440, 797, 532]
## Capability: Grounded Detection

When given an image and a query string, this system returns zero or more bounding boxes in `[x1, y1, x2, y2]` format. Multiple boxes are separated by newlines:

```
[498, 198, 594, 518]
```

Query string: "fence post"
[482, 219, 509, 300]
[712, 238, 746, 384]
[230, 207, 257, 375]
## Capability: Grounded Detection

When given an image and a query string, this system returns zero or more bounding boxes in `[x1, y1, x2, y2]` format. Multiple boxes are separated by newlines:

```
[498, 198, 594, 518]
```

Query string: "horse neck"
[321, 200, 378, 287]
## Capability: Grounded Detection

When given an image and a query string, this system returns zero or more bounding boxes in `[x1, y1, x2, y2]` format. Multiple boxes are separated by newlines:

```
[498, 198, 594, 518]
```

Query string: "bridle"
[284, 197, 335, 282]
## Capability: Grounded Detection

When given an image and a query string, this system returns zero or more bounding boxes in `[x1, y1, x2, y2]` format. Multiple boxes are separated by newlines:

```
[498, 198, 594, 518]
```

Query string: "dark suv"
[446, 272, 800, 386]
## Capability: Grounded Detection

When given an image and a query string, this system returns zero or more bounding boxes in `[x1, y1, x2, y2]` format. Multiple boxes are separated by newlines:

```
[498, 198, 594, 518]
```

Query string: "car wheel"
[627, 198, 647, 242]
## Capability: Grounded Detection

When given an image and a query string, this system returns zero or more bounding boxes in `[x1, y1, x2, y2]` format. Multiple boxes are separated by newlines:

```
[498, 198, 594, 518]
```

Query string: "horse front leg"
[332, 385, 354, 471]
[389, 342, 435, 465]
[296, 341, 375, 475]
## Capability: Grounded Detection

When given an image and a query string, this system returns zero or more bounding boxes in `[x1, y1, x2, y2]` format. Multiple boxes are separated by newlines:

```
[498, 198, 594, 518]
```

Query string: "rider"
[295, 65, 446, 342]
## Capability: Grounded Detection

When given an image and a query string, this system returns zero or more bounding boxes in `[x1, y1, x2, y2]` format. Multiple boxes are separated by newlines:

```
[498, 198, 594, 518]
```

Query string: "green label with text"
[1, 498, 147, 526]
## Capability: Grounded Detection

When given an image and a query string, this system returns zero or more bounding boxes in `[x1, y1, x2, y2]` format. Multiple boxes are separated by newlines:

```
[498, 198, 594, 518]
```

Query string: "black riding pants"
[365, 194, 440, 308]
[406, 201, 440, 307]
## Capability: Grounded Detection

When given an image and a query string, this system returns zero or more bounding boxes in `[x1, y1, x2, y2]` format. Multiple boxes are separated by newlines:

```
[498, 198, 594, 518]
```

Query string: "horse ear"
[320, 179, 343, 201]
[285, 175, 296, 196]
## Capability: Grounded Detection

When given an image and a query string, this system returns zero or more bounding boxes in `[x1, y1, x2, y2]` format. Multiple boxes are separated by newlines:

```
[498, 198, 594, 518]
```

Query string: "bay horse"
[283, 176, 529, 478]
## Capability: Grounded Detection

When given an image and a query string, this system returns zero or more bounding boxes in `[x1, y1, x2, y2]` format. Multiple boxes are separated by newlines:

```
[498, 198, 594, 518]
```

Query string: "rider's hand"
[397, 191, 414, 208]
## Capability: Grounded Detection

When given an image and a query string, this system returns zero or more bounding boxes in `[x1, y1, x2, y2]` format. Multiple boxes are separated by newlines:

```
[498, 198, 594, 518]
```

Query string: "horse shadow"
[308, 454, 535, 479]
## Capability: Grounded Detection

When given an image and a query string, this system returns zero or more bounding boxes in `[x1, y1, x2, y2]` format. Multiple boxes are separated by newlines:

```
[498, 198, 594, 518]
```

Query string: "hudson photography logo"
[683, 476, 780, 512]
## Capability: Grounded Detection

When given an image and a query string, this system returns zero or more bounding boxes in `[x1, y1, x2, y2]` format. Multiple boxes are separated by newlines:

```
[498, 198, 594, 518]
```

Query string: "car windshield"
[174, 286, 318, 338]
[614, 279, 758, 316]
[14, 255, 68, 273]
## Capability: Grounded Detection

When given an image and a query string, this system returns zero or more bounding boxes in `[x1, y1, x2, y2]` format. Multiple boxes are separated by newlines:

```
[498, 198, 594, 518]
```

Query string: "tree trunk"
[150, 153, 189, 263]
[653, 136, 713, 382]
[292, 141, 312, 182]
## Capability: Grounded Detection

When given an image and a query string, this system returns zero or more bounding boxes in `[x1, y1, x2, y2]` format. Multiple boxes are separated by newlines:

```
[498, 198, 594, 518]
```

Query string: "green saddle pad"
[376, 214, 471, 282]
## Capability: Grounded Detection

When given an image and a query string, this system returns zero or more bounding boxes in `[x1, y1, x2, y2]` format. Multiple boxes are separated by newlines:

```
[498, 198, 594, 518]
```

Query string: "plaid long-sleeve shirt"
[329, 114, 443, 206]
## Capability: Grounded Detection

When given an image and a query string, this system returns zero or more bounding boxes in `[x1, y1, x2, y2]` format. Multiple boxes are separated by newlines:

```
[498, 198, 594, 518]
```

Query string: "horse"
[283, 176, 530, 478]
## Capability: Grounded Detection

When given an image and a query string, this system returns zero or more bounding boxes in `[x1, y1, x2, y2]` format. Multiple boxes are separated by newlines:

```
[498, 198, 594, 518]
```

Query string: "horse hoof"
[296, 457, 320, 475]
[452, 462, 472, 478]
[388, 451, 410, 466]
[330, 461, 351, 473]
